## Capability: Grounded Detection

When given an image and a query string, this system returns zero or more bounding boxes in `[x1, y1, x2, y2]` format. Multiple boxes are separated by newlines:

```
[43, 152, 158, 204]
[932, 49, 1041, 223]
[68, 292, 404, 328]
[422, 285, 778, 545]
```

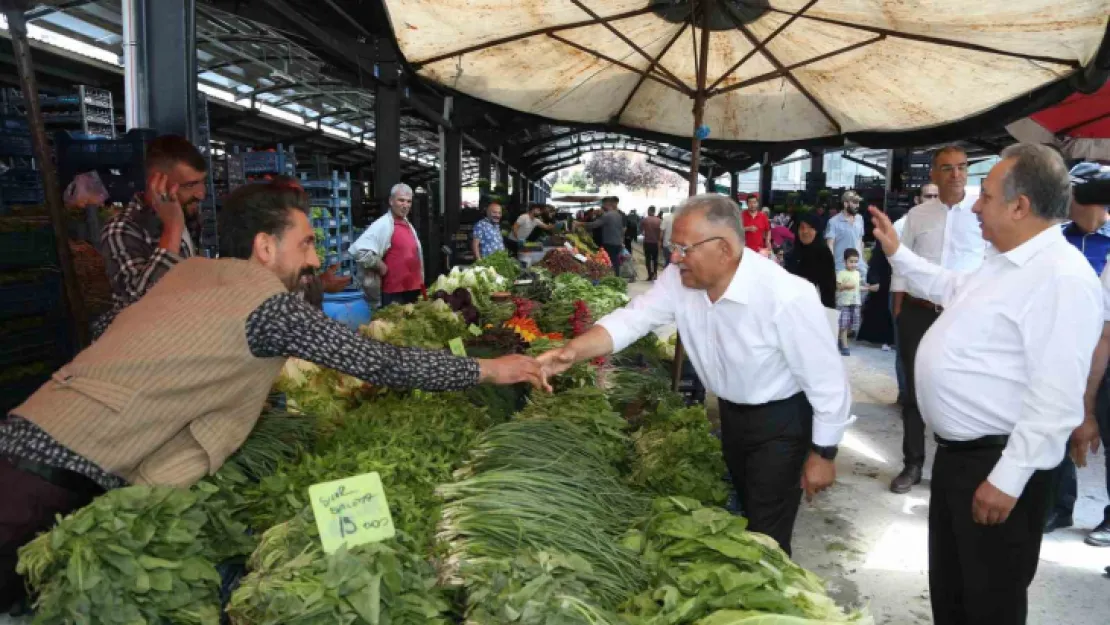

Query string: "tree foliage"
[584, 152, 632, 188]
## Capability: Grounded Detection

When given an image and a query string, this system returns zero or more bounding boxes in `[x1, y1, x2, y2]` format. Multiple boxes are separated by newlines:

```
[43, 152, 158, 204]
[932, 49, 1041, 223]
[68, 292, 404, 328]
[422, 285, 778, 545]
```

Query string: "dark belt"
[3, 454, 105, 496]
[906, 294, 943, 313]
[934, 434, 1009, 451]
[720, 391, 808, 414]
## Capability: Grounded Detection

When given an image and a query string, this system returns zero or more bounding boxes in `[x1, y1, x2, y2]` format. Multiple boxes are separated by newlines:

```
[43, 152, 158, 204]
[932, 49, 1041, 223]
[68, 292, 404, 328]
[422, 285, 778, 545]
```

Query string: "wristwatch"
[810, 443, 839, 461]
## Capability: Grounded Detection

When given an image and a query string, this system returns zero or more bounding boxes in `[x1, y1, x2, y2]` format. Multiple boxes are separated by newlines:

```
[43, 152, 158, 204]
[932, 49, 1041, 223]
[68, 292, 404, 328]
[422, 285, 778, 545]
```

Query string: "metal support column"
[478, 151, 491, 206]
[375, 60, 402, 210]
[729, 171, 739, 199]
[121, 0, 148, 130]
[704, 167, 715, 193]
[444, 127, 462, 257]
[142, 0, 197, 140]
[517, 172, 527, 206]
[810, 149, 825, 174]
[759, 157, 773, 206]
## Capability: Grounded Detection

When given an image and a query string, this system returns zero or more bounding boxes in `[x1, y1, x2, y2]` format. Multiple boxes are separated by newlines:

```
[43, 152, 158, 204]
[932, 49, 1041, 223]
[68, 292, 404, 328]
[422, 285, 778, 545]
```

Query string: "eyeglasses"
[939, 163, 969, 174]
[671, 236, 724, 260]
[922, 193, 939, 199]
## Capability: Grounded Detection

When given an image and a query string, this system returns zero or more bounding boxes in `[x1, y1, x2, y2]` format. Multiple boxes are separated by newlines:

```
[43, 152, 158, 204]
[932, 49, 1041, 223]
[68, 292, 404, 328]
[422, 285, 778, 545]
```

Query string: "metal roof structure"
[8, 0, 487, 185]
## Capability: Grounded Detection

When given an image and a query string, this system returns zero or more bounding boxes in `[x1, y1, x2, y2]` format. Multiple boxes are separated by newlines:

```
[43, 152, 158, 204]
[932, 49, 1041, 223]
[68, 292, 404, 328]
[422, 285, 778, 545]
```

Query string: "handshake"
[475, 346, 580, 393]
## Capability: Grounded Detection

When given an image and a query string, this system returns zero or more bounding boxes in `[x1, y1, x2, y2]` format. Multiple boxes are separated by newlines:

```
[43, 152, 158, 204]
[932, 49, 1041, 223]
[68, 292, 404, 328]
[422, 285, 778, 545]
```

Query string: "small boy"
[836, 248, 877, 355]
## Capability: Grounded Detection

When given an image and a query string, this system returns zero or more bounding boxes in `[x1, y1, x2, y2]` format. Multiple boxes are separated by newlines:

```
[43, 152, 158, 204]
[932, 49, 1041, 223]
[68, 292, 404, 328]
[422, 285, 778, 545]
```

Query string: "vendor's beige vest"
[15, 258, 287, 487]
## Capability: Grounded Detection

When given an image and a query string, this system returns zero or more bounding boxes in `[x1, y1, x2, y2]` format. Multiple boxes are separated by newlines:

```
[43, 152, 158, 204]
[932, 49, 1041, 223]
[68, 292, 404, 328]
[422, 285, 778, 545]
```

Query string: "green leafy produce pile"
[227, 513, 452, 625]
[17, 483, 255, 625]
[629, 406, 730, 507]
[365, 298, 468, 349]
[620, 497, 871, 624]
[527, 337, 598, 391]
[438, 409, 650, 612]
[474, 249, 522, 283]
[512, 268, 554, 302]
[551, 273, 629, 319]
[240, 390, 496, 550]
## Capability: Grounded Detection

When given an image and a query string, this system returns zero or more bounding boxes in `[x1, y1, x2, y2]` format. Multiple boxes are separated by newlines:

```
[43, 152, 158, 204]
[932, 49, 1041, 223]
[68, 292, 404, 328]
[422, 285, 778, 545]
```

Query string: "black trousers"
[929, 444, 1051, 625]
[718, 392, 813, 556]
[896, 303, 940, 467]
[643, 243, 660, 279]
[603, 244, 623, 277]
[1, 458, 101, 607]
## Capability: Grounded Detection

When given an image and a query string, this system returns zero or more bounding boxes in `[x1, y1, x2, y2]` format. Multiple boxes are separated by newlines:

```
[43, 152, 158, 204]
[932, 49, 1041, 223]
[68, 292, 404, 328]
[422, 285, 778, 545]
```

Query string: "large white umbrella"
[382, 0, 1109, 147]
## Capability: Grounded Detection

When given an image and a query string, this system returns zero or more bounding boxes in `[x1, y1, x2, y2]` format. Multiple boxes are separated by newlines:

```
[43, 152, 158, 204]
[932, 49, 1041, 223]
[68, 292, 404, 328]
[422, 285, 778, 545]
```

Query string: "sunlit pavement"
[790, 343, 1110, 625]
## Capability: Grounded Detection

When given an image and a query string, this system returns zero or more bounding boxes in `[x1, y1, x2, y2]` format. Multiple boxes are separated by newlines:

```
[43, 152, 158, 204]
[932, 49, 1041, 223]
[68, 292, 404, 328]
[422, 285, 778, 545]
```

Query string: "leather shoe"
[890, 465, 922, 494]
[1043, 511, 1073, 534]
[1086, 516, 1110, 546]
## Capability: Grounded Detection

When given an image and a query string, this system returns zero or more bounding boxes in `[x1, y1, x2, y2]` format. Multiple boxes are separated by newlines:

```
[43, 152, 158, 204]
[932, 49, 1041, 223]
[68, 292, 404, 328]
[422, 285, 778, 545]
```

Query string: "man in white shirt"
[539, 194, 853, 555]
[889, 149, 987, 494]
[509, 203, 554, 254]
[869, 143, 1102, 625]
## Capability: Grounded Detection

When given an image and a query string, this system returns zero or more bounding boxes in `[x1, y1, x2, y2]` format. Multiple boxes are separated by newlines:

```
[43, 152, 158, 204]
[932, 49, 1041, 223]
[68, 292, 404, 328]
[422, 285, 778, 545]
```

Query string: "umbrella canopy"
[381, 0, 1110, 144]
[1007, 82, 1110, 160]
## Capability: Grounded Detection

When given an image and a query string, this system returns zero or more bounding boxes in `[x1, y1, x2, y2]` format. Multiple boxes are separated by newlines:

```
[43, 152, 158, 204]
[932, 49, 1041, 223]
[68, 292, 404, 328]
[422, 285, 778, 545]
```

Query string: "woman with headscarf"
[785, 212, 836, 309]
[856, 232, 896, 348]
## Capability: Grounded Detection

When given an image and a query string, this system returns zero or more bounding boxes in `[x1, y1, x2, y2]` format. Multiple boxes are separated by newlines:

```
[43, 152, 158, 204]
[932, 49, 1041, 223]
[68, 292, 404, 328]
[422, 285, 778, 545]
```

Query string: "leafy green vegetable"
[474, 249, 522, 283]
[597, 275, 628, 294]
[629, 406, 730, 506]
[240, 391, 493, 550]
[227, 513, 452, 625]
[619, 498, 871, 624]
[17, 484, 255, 625]
[365, 299, 468, 349]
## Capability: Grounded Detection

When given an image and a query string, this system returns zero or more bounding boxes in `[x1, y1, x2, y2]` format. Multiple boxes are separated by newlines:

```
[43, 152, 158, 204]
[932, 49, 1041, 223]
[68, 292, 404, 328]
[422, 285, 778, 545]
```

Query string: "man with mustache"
[825, 190, 867, 275]
[0, 180, 549, 606]
[95, 135, 209, 336]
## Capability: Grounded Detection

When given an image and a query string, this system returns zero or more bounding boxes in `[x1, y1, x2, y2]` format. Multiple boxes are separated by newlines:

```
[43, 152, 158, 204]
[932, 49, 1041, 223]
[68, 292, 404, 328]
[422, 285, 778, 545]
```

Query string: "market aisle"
[790, 344, 1110, 625]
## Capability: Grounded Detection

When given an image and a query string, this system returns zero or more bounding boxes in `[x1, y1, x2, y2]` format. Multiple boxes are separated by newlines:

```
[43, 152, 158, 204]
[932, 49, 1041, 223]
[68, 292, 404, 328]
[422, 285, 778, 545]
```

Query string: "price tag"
[309, 472, 395, 553]
[564, 242, 575, 251]
[448, 337, 468, 356]
[573, 253, 588, 263]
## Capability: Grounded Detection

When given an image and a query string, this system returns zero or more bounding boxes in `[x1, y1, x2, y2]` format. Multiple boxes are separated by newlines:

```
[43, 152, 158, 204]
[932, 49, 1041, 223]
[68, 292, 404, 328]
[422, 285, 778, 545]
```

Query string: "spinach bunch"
[17, 483, 255, 625]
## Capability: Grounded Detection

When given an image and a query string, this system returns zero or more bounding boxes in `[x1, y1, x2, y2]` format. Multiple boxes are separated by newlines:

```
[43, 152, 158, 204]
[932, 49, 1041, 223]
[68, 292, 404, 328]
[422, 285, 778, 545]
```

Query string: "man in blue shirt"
[470, 201, 505, 260]
[1045, 163, 1110, 547]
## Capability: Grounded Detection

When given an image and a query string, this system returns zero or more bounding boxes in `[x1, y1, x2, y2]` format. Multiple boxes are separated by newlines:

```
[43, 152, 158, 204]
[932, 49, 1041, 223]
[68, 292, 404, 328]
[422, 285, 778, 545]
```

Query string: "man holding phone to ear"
[96, 135, 209, 336]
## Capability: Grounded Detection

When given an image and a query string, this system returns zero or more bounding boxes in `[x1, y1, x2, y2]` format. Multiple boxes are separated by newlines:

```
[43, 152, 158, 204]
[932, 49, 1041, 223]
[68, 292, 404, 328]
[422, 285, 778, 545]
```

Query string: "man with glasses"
[96, 135, 209, 336]
[539, 194, 854, 556]
[889, 146, 987, 494]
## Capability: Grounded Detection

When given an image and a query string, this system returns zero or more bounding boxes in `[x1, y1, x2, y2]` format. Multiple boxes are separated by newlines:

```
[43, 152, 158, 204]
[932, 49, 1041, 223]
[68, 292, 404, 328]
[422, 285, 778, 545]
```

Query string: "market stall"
[13, 259, 872, 625]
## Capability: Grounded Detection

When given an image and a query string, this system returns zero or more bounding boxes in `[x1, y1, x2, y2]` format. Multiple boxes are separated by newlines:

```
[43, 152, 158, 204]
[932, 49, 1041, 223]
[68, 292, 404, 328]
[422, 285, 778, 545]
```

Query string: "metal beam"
[375, 63, 402, 208]
[841, 153, 886, 176]
[144, 0, 198, 140]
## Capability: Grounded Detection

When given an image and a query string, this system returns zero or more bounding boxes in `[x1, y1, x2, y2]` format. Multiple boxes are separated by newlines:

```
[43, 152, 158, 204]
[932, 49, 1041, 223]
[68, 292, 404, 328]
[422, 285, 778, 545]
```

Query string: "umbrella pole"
[672, 0, 713, 393]
[3, 2, 89, 349]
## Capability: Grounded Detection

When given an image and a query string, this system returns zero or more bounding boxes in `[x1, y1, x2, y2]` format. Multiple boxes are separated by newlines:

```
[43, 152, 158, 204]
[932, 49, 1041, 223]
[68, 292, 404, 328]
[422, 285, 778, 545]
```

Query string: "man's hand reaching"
[478, 355, 551, 392]
[537, 346, 578, 378]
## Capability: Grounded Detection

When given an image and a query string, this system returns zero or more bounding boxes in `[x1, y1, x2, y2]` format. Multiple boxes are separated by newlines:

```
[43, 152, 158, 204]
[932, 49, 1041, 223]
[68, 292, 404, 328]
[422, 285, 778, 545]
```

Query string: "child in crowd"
[836, 248, 877, 355]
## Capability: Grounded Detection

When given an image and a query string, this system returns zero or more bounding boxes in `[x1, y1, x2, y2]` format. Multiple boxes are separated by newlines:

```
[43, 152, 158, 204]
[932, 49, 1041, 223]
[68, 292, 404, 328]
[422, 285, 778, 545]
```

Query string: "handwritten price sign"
[308, 472, 395, 553]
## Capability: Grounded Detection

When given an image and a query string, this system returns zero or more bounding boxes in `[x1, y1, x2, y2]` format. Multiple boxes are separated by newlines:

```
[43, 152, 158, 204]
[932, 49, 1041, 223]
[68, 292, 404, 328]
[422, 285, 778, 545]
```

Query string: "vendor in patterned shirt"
[471, 201, 505, 260]
[0, 181, 549, 608]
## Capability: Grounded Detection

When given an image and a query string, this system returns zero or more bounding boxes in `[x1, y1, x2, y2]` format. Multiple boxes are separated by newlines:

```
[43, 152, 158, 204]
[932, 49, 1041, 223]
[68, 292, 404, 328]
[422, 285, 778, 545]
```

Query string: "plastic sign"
[573, 253, 588, 263]
[309, 472, 395, 553]
[448, 337, 468, 357]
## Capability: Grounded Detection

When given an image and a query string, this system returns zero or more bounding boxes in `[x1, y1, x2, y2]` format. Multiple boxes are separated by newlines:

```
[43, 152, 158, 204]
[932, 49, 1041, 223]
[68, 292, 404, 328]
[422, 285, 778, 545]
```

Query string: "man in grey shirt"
[825, 190, 867, 275]
[581, 196, 627, 276]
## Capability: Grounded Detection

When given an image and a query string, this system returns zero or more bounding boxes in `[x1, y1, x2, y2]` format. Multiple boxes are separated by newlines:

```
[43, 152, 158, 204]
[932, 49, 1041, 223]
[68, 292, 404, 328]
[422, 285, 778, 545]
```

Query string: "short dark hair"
[844, 248, 860, 261]
[145, 134, 207, 173]
[528, 202, 544, 212]
[931, 145, 967, 168]
[218, 181, 310, 260]
[648, 206, 656, 216]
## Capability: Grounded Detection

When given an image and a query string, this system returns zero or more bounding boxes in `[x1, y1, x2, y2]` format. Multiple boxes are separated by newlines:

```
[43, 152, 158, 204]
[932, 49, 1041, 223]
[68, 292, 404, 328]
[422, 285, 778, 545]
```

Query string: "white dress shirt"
[661, 213, 675, 247]
[890, 194, 986, 293]
[1103, 263, 1110, 320]
[890, 226, 1102, 497]
[597, 252, 854, 446]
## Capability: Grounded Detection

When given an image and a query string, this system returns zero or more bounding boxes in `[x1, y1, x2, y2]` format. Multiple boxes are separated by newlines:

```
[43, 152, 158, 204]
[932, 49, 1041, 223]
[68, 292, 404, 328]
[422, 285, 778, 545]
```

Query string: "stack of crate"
[1, 85, 117, 139]
[0, 216, 71, 414]
[225, 144, 297, 191]
[302, 171, 354, 276]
